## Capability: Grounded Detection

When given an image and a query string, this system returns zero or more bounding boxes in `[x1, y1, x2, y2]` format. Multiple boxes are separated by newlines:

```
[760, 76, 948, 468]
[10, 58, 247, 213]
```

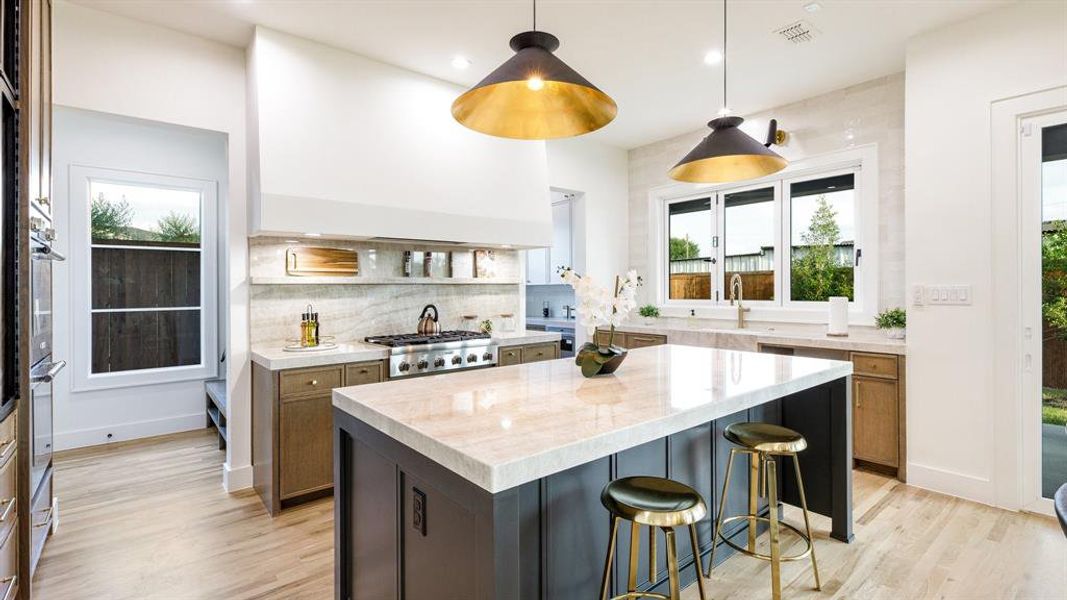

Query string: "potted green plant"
[560, 267, 642, 377]
[638, 304, 660, 324]
[875, 308, 906, 340]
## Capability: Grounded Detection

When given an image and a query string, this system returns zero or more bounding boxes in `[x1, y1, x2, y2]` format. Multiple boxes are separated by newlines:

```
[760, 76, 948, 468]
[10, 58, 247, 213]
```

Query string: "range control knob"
[434, 357, 446, 368]
[398, 362, 411, 372]
[417, 360, 429, 370]
[482, 352, 493, 361]
[467, 354, 478, 363]
[451, 355, 463, 365]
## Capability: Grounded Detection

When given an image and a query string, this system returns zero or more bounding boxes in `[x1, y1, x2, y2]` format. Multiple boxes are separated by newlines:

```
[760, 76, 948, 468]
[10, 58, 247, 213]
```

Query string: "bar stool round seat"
[598, 476, 709, 600]
[724, 422, 807, 453]
[601, 476, 708, 527]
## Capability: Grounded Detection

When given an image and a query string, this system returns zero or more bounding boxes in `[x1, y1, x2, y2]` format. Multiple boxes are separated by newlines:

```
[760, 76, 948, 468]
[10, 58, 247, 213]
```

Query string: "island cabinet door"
[400, 474, 478, 599]
[543, 457, 612, 600]
[669, 423, 714, 552]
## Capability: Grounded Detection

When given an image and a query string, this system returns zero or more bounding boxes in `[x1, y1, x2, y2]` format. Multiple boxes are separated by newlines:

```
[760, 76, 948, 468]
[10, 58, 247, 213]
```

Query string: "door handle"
[31, 360, 66, 384]
[32, 245, 65, 262]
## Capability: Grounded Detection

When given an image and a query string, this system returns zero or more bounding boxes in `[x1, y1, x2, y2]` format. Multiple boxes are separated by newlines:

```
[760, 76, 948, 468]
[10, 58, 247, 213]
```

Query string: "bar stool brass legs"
[598, 476, 709, 600]
[706, 423, 821, 600]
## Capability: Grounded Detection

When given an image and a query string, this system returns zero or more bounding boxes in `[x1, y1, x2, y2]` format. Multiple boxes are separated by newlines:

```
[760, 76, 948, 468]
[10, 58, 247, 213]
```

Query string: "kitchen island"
[332, 344, 853, 600]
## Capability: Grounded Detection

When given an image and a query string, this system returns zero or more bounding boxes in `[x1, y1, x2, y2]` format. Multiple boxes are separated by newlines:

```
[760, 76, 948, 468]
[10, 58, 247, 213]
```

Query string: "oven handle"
[30, 360, 66, 384]
[31, 245, 65, 262]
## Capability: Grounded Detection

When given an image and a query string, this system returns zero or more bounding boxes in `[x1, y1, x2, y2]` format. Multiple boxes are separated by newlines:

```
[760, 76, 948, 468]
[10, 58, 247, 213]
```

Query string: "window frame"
[649, 144, 880, 324]
[69, 165, 219, 392]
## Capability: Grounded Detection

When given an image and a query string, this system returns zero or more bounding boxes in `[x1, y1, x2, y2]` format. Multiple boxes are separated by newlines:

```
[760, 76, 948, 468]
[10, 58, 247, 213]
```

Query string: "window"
[70, 167, 218, 390]
[655, 147, 877, 319]
[668, 198, 712, 300]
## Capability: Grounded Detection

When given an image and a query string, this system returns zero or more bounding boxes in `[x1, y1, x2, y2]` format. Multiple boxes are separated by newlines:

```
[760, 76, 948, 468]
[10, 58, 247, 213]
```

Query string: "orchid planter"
[559, 268, 642, 378]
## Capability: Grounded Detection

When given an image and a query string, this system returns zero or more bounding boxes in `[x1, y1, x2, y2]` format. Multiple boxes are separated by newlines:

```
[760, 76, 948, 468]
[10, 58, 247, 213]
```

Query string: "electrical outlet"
[412, 487, 427, 536]
[912, 284, 925, 306]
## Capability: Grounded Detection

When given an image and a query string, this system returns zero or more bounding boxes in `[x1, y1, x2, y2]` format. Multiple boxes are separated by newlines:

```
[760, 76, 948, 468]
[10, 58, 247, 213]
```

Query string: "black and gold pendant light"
[669, 0, 787, 183]
[451, 0, 617, 140]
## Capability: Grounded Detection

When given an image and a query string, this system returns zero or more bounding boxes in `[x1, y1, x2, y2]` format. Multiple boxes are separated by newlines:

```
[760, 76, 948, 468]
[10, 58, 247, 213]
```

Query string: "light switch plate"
[912, 284, 925, 306]
[925, 284, 972, 305]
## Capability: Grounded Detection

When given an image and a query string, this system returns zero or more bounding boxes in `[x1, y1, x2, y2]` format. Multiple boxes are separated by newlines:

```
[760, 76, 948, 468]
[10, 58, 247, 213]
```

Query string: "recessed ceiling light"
[703, 49, 723, 65]
[804, 2, 822, 12]
[305, 232, 322, 237]
[451, 55, 471, 70]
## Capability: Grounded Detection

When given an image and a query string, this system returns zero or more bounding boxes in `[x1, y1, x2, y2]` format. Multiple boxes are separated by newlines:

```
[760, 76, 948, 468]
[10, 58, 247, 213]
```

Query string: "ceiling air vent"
[774, 20, 819, 44]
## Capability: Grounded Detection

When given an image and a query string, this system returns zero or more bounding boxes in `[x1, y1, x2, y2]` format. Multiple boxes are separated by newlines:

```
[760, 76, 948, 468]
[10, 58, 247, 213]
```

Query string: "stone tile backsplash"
[249, 237, 521, 346]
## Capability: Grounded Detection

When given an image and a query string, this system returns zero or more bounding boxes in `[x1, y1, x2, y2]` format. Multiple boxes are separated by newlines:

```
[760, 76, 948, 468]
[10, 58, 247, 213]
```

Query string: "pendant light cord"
[533, 0, 537, 31]
[722, 0, 728, 113]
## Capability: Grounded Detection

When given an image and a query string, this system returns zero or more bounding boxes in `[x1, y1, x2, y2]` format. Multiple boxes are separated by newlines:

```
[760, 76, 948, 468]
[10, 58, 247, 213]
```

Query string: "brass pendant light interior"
[451, 2, 617, 140]
[669, 0, 787, 183]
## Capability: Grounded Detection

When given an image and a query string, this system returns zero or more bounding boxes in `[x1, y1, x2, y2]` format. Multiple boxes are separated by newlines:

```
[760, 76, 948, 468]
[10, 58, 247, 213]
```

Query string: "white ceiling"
[69, 0, 1013, 149]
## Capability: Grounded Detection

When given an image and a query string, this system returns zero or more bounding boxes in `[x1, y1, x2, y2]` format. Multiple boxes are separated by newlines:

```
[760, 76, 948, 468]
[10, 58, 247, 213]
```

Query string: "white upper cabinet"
[527, 198, 573, 285]
[247, 27, 551, 247]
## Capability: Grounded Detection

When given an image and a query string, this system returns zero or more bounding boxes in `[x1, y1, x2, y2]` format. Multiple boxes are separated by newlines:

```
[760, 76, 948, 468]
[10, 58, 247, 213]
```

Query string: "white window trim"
[69, 165, 219, 392]
[647, 143, 880, 324]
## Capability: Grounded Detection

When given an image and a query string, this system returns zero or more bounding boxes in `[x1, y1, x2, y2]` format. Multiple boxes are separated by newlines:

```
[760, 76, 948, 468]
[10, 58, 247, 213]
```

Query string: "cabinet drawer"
[521, 343, 557, 364]
[0, 512, 15, 600]
[626, 333, 667, 349]
[345, 361, 384, 386]
[30, 471, 52, 574]
[498, 347, 522, 367]
[851, 352, 898, 380]
[279, 366, 344, 398]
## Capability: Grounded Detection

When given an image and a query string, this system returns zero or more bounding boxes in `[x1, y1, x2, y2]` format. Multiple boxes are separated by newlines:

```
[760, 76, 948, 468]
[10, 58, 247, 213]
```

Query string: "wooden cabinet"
[253, 359, 386, 515]
[520, 343, 558, 364]
[758, 344, 906, 480]
[497, 342, 561, 367]
[595, 329, 668, 350]
[498, 346, 522, 367]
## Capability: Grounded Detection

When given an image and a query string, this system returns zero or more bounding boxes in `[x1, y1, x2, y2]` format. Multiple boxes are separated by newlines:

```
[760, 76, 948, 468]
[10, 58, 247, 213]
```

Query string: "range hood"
[247, 28, 552, 248]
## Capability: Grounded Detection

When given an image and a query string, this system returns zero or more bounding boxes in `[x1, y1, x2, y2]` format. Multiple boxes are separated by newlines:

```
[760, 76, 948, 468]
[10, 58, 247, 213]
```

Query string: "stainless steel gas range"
[365, 331, 497, 379]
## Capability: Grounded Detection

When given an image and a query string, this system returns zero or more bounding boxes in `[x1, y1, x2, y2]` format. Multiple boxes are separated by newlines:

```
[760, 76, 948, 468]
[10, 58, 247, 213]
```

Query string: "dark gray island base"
[333, 372, 852, 600]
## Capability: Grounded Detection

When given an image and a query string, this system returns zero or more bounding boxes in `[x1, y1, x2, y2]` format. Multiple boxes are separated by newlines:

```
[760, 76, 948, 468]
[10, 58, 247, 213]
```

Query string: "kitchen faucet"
[563, 304, 575, 320]
[729, 273, 750, 329]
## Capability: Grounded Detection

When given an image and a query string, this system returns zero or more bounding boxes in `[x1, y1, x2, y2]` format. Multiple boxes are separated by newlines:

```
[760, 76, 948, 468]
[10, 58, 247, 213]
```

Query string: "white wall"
[52, 107, 227, 450]
[248, 27, 551, 247]
[55, 2, 253, 490]
[546, 137, 630, 343]
[904, 1, 1067, 505]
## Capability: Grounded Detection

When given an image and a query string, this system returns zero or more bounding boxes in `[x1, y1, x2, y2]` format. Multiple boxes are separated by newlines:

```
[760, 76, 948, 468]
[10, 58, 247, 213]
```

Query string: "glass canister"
[499, 313, 516, 333]
[461, 315, 479, 332]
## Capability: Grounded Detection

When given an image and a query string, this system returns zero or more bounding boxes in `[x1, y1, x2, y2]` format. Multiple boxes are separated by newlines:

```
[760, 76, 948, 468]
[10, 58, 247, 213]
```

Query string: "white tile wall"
[627, 73, 905, 310]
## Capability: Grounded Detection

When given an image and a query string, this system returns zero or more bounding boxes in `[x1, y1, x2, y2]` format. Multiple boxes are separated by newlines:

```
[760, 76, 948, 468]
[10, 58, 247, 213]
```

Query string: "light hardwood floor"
[31, 429, 1066, 600]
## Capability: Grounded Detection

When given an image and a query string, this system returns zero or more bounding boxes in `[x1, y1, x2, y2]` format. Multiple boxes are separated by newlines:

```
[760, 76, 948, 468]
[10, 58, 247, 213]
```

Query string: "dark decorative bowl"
[575, 342, 628, 378]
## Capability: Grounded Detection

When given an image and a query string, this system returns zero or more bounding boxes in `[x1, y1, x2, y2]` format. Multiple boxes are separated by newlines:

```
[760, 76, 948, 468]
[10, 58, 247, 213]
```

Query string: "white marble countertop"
[333, 344, 853, 493]
[610, 318, 905, 355]
[251, 330, 562, 370]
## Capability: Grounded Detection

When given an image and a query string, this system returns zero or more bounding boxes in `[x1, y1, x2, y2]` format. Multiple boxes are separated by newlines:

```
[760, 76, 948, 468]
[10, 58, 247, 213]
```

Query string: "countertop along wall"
[627, 73, 905, 312]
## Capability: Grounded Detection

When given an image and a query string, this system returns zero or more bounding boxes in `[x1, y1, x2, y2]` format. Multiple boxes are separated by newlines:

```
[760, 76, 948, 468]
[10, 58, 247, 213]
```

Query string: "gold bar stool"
[706, 422, 820, 600]
[598, 476, 709, 600]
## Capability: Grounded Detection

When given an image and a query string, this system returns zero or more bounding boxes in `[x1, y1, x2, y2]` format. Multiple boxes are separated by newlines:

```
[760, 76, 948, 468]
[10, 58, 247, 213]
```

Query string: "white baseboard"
[223, 462, 253, 492]
[906, 461, 995, 506]
[54, 412, 207, 451]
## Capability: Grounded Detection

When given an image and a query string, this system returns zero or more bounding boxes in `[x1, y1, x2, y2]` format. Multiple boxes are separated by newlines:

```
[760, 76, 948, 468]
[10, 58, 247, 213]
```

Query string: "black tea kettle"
[417, 304, 441, 335]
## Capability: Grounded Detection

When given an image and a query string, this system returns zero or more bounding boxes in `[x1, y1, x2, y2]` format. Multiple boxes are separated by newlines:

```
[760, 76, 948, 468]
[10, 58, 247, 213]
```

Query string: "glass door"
[1022, 111, 1067, 511]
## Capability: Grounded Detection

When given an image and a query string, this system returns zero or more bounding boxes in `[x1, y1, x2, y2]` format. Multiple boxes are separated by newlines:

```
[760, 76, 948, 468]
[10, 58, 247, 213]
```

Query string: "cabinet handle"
[33, 507, 53, 529]
[0, 499, 14, 523]
[856, 381, 862, 408]
[0, 440, 14, 470]
[0, 576, 17, 600]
